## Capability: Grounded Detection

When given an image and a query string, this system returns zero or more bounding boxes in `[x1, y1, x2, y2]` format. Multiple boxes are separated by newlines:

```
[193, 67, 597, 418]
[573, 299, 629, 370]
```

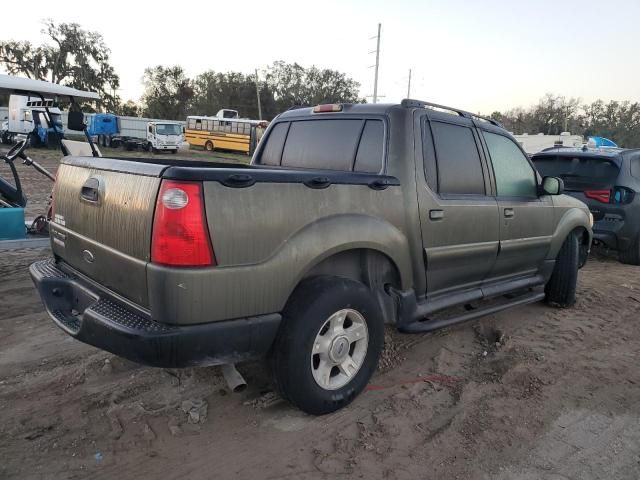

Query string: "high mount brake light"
[313, 104, 343, 113]
[151, 180, 215, 267]
[584, 190, 611, 204]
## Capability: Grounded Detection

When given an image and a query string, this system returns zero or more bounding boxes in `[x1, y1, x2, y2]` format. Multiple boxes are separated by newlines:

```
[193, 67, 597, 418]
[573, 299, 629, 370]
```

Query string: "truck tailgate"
[50, 157, 164, 308]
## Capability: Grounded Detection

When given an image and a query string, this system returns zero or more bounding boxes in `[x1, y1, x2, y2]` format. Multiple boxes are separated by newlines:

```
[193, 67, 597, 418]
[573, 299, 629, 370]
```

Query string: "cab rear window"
[257, 119, 384, 173]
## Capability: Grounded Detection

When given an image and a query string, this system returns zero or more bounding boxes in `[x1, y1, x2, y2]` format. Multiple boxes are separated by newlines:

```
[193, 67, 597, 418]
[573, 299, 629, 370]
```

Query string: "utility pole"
[373, 23, 381, 104]
[254, 68, 263, 120]
[407, 68, 412, 98]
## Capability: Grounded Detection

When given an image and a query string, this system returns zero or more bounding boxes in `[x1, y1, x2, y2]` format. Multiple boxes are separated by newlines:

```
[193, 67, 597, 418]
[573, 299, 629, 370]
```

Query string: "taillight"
[612, 186, 635, 204]
[584, 190, 610, 204]
[151, 180, 215, 266]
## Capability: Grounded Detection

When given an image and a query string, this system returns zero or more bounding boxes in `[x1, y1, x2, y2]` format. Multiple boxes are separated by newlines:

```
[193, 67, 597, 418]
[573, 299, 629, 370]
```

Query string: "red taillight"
[151, 180, 215, 267]
[584, 189, 611, 204]
[313, 104, 343, 113]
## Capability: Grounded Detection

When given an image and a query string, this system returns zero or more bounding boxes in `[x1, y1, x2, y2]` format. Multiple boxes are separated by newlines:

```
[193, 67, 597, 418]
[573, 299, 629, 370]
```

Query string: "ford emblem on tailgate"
[82, 249, 95, 263]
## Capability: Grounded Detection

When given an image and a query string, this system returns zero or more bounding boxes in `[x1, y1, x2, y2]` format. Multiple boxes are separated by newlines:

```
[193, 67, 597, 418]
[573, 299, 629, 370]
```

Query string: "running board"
[398, 291, 546, 334]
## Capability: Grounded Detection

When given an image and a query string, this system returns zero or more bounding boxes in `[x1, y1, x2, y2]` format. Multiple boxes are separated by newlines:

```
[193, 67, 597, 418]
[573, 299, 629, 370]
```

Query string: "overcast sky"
[2, 0, 639, 113]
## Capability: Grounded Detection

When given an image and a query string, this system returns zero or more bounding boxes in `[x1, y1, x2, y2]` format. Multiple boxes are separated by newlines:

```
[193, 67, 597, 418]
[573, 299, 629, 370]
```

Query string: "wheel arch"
[297, 248, 404, 324]
[279, 214, 413, 325]
[547, 208, 593, 260]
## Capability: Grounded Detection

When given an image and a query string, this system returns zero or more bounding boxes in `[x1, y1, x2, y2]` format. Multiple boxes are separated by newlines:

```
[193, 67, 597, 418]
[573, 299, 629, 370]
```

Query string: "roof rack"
[400, 98, 503, 128]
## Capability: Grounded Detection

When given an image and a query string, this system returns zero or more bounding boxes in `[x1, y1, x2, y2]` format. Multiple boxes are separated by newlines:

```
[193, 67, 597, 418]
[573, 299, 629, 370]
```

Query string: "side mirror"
[541, 176, 564, 196]
[68, 111, 85, 131]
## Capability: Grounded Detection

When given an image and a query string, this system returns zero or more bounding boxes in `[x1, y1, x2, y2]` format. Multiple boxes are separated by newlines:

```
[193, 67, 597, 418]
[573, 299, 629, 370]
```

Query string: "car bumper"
[29, 259, 281, 368]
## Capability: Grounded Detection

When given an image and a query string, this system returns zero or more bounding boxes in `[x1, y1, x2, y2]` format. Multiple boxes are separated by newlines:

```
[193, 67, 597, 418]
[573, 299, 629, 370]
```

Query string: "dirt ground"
[2, 149, 640, 479]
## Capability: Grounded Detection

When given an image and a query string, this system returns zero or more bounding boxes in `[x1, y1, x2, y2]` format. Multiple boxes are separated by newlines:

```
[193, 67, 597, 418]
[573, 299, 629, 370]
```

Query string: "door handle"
[429, 209, 444, 220]
[504, 208, 515, 218]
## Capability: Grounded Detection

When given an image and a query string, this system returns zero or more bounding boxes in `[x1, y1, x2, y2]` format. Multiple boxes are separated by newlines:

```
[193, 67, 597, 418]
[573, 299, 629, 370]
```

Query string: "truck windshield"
[533, 155, 620, 190]
[156, 124, 182, 135]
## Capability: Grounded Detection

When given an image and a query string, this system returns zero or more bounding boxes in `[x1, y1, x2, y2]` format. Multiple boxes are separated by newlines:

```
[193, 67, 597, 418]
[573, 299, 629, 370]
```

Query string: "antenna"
[407, 68, 412, 98]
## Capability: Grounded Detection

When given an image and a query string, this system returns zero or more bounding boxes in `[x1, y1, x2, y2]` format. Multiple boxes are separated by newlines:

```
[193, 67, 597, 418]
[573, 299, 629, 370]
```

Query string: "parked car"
[30, 100, 592, 415]
[532, 146, 640, 264]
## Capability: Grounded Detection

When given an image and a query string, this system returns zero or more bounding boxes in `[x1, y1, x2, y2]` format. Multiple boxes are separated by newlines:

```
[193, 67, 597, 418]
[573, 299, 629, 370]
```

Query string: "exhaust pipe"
[221, 364, 247, 393]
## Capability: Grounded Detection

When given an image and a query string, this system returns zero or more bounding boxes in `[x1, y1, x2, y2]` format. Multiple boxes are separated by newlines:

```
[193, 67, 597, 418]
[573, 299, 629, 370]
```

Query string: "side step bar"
[398, 291, 546, 334]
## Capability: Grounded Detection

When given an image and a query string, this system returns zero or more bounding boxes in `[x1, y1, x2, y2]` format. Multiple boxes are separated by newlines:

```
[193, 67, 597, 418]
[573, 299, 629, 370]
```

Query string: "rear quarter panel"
[147, 182, 412, 324]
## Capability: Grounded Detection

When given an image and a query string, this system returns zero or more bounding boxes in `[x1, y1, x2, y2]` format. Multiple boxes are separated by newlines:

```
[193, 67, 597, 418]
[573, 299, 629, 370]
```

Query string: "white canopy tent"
[0, 74, 99, 100]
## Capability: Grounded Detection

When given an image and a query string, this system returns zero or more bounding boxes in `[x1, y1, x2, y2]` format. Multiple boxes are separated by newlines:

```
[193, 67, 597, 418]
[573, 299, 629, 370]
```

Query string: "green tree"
[0, 20, 120, 111]
[264, 61, 365, 112]
[141, 65, 193, 120]
[118, 100, 140, 117]
[191, 71, 277, 119]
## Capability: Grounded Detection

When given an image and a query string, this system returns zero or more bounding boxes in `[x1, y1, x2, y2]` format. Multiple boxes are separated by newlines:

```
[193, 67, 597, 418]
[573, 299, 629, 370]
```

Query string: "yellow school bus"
[185, 116, 267, 155]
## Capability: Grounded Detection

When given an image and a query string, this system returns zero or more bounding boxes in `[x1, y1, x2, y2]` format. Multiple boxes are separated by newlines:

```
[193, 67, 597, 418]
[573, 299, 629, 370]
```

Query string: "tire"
[205, 140, 214, 152]
[545, 232, 579, 307]
[619, 235, 640, 265]
[171, 149, 177, 154]
[270, 276, 384, 415]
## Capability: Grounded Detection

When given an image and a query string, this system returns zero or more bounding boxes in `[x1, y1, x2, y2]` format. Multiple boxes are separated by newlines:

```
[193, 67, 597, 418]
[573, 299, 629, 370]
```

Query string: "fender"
[547, 207, 592, 260]
[283, 213, 413, 295]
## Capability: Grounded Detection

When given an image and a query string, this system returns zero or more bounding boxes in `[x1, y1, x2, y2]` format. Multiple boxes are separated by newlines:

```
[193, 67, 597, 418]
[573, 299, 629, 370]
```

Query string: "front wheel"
[270, 276, 384, 415]
[545, 232, 579, 307]
[204, 140, 214, 152]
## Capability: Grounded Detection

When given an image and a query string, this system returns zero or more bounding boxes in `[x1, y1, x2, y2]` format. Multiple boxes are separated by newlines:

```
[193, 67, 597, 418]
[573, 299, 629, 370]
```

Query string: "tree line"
[0, 20, 363, 120]
[139, 61, 364, 121]
[489, 94, 640, 148]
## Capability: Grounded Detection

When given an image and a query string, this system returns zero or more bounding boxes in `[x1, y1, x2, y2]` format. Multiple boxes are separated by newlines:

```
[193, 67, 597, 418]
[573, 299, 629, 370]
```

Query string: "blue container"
[0, 208, 26, 240]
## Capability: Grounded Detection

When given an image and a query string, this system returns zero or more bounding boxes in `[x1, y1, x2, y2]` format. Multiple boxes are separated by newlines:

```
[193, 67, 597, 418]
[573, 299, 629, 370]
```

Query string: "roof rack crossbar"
[400, 98, 503, 128]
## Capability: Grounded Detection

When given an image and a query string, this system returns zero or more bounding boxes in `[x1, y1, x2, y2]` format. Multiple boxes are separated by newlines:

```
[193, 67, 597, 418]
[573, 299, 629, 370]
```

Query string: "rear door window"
[260, 122, 289, 166]
[354, 120, 384, 173]
[533, 155, 620, 190]
[259, 118, 385, 173]
[483, 131, 537, 197]
[431, 121, 485, 195]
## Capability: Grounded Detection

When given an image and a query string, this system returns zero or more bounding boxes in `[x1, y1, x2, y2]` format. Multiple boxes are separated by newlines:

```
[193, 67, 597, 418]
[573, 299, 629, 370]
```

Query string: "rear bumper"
[29, 259, 281, 368]
[592, 219, 635, 250]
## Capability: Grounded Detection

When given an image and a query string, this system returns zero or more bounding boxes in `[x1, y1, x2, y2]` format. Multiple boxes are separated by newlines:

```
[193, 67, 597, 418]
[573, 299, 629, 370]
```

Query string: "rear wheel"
[205, 140, 214, 152]
[619, 235, 640, 265]
[545, 232, 579, 307]
[270, 276, 384, 415]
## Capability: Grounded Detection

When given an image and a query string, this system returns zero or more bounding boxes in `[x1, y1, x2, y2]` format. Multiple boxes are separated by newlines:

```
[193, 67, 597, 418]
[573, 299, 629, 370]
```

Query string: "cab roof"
[277, 99, 504, 129]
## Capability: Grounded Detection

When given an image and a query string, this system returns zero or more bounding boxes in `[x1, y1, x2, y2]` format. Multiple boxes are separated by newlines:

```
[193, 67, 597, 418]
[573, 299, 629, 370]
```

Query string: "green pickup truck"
[30, 100, 592, 414]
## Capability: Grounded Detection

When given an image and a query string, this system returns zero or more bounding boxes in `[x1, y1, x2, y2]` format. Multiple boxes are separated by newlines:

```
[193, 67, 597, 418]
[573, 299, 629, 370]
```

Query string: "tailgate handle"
[80, 177, 101, 203]
[504, 208, 515, 218]
[305, 176, 331, 189]
[222, 173, 256, 188]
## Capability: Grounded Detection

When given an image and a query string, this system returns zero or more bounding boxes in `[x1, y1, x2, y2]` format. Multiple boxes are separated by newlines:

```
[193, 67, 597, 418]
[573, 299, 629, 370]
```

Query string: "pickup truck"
[30, 100, 593, 415]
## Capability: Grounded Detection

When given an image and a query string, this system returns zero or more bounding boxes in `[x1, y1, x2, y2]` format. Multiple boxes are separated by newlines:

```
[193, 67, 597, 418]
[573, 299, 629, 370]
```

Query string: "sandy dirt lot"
[1, 148, 640, 479]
